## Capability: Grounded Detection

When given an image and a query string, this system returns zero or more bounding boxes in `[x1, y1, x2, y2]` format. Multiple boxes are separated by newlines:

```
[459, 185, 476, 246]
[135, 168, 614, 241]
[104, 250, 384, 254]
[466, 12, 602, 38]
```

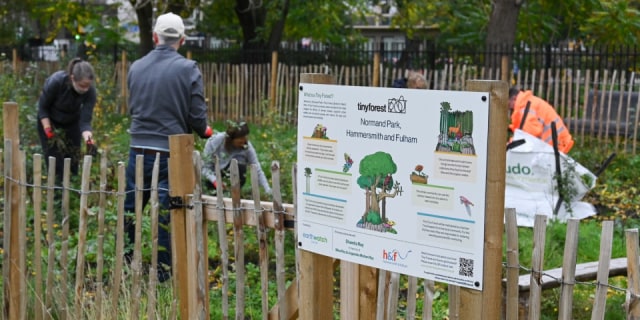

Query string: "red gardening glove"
[213, 180, 226, 190]
[86, 138, 97, 156]
[203, 126, 213, 138]
[44, 127, 55, 139]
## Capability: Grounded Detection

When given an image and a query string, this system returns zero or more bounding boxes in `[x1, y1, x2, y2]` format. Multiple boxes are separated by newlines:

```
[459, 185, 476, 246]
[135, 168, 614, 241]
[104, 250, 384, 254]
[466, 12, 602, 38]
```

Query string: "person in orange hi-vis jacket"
[508, 87, 574, 154]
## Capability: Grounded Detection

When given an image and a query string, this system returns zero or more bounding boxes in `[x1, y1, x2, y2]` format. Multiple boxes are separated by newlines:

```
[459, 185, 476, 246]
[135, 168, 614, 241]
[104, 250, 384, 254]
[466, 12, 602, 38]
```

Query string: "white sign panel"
[296, 84, 490, 290]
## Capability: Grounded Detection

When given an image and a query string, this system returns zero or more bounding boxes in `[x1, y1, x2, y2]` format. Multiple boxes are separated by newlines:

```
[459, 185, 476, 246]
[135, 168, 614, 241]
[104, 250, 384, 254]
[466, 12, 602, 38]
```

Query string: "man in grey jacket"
[124, 12, 213, 282]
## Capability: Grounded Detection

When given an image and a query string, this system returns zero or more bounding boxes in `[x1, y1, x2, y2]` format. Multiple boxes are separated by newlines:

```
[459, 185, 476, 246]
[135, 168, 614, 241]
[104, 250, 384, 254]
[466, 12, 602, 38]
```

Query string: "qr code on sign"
[459, 257, 474, 277]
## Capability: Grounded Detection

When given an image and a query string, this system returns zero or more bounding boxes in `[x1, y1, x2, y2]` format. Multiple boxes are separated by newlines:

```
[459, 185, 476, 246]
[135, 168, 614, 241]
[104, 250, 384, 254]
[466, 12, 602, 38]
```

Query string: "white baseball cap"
[154, 12, 185, 38]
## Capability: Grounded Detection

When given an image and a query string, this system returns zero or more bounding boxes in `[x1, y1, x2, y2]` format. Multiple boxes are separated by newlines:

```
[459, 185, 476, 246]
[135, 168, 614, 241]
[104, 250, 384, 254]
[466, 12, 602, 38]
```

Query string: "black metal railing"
[4, 42, 639, 76]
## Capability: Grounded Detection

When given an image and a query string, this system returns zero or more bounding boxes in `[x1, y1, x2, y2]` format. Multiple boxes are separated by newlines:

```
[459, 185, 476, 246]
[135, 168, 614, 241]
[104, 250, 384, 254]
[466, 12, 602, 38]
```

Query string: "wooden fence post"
[298, 74, 336, 320]
[120, 50, 127, 114]
[270, 51, 278, 110]
[503, 208, 520, 319]
[168, 134, 199, 319]
[501, 56, 510, 84]
[462, 81, 508, 319]
[373, 52, 380, 88]
[74, 155, 93, 318]
[190, 150, 208, 319]
[2, 101, 26, 320]
[626, 229, 640, 318]
[12, 49, 17, 72]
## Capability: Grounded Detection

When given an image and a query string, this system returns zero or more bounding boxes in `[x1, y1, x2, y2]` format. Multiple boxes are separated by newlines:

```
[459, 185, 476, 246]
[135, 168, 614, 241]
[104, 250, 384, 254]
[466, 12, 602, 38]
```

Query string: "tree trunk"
[365, 190, 370, 212]
[485, 0, 523, 70]
[135, 1, 154, 57]
[267, 0, 290, 52]
[235, 0, 269, 62]
[369, 188, 380, 214]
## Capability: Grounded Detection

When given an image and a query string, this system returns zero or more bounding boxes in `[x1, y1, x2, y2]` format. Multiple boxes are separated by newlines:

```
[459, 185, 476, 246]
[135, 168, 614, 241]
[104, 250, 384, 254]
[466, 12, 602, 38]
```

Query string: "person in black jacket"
[37, 58, 96, 180]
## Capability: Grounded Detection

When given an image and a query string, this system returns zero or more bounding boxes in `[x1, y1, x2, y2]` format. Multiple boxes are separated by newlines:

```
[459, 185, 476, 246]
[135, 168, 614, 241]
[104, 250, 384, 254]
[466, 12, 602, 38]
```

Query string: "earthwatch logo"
[357, 96, 407, 114]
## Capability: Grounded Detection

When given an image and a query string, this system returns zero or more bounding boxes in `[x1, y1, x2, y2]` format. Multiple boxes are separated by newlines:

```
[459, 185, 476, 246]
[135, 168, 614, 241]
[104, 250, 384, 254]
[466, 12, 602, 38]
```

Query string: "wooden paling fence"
[503, 209, 640, 320]
[3, 50, 639, 155]
[3, 101, 640, 319]
[2, 142, 640, 319]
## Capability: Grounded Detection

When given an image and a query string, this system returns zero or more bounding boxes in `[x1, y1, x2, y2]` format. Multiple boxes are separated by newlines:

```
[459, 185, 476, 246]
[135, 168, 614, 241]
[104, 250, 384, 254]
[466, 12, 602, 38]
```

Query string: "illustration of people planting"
[436, 101, 476, 154]
[312, 123, 329, 139]
[356, 151, 403, 234]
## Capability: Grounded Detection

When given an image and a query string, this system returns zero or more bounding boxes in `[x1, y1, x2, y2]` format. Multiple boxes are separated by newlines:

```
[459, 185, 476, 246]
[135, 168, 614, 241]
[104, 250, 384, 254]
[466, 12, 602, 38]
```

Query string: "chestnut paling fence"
[2, 103, 640, 319]
[3, 51, 640, 155]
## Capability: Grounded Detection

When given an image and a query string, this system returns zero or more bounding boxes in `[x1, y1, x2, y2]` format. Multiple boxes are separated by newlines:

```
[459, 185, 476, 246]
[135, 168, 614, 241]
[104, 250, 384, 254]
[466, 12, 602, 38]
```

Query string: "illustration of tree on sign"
[356, 151, 403, 234]
[304, 167, 312, 193]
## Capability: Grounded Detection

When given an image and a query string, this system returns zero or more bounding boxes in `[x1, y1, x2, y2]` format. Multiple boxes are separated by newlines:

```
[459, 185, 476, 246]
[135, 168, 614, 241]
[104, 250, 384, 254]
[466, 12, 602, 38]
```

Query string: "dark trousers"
[123, 148, 172, 280]
[37, 121, 81, 181]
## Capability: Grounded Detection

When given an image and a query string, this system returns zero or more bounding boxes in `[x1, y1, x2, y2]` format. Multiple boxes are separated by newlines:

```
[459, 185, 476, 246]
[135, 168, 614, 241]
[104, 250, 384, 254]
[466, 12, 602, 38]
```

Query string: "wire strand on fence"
[1, 174, 162, 197]
[1, 172, 298, 222]
[501, 261, 638, 299]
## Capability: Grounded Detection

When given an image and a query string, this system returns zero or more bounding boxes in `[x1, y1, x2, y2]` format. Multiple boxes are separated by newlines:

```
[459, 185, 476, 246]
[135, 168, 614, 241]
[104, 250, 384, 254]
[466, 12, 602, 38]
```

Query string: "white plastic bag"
[505, 129, 597, 227]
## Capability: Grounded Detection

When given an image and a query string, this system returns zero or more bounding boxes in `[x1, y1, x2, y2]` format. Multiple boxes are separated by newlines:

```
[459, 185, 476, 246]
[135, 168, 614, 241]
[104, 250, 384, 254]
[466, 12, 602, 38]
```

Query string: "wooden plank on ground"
[203, 197, 295, 228]
[513, 257, 628, 292]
